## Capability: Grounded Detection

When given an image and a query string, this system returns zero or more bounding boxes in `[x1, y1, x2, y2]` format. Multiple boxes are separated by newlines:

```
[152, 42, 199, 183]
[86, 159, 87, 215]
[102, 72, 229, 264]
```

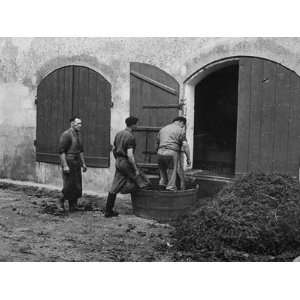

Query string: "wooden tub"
[131, 185, 199, 222]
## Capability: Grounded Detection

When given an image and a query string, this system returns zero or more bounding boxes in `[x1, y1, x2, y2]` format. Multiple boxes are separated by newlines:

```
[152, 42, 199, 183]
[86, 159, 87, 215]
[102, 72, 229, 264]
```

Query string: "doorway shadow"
[193, 63, 239, 176]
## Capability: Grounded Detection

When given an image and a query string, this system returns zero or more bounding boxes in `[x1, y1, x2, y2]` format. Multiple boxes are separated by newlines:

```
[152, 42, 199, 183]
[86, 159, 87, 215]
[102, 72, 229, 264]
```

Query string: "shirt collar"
[173, 122, 182, 129]
[70, 127, 79, 136]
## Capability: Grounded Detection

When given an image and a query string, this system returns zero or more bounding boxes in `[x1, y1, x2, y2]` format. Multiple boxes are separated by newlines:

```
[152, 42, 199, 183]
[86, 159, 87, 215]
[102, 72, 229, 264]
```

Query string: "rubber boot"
[104, 193, 118, 217]
[69, 199, 75, 212]
[69, 198, 83, 212]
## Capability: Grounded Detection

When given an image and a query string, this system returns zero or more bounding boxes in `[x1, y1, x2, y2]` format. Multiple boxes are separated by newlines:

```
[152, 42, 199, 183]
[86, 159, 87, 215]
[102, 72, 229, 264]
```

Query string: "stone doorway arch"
[184, 56, 300, 178]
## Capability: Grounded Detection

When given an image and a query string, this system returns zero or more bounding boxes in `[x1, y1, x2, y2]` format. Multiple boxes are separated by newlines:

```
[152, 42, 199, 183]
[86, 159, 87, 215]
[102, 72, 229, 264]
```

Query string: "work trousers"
[110, 157, 149, 194]
[157, 150, 185, 190]
[62, 156, 82, 202]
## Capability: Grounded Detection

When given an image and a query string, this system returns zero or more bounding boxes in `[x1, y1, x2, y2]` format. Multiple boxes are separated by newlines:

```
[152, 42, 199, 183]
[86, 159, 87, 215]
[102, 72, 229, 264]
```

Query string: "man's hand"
[186, 158, 191, 167]
[82, 165, 87, 173]
[135, 169, 140, 176]
[63, 165, 70, 173]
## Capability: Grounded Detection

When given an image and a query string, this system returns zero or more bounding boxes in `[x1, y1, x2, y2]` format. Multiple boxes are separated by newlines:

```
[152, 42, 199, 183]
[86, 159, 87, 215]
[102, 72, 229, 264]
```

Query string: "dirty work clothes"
[157, 122, 186, 152]
[110, 157, 144, 194]
[110, 128, 137, 194]
[157, 123, 187, 190]
[58, 128, 84, 155]
[110, 128, 150, 194]
[62, 155, 82, 201]
[112, 128, 136, 158]
[58, 128, 84, 201]
[157, 149, 179, 190]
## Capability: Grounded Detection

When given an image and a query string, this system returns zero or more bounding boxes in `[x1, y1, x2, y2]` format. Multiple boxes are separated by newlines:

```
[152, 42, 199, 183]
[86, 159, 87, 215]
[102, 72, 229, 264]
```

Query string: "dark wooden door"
[72, 66, 111, 167]
[36, 65, 111, 168]
[36, 66, 73, 164]
[130, 62, 180, 169]
[236, 57, 300, 177]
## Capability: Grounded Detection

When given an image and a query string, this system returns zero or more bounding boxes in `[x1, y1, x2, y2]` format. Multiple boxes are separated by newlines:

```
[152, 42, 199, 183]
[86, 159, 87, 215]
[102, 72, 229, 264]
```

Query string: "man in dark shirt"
[104, 116, 149, 217]
[58, 116, 87, 212]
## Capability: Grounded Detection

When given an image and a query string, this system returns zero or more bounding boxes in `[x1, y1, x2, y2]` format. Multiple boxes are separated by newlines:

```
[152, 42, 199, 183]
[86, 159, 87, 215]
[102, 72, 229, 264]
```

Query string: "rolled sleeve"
[178, 128, 187, 143]
[125, 136, 136, 150]
[58, 132, 71, 154]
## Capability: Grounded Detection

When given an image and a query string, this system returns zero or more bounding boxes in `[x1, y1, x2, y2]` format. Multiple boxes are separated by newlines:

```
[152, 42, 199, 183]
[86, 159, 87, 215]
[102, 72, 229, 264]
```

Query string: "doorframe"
[183, 55, 300, 176]
[183, 57, 240, 170]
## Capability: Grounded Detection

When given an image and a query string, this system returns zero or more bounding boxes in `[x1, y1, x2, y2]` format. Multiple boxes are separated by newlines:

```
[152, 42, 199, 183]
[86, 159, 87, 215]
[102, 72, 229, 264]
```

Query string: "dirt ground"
[0, 183, 174, 262]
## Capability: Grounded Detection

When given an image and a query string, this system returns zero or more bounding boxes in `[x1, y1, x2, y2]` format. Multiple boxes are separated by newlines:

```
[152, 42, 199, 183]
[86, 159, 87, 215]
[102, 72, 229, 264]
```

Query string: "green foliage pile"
[171, 173, 300, 261]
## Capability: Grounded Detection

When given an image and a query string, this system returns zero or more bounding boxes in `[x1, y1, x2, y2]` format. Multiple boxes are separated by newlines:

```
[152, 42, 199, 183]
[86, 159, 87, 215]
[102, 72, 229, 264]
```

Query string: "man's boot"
[70, 198, 83, 211]
[104, 193, 118, 217]
[69, 198, 82, 212]
[69, 199, 75, 212]
[57, 197, 65, 212]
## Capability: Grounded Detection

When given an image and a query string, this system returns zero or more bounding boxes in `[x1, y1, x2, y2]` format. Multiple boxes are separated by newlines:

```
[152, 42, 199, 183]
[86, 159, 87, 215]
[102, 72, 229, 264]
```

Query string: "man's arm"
[58, 133, 71, 173]
[127, 148, 139, 175]
[60, 153, 70, 173]
[179, 128, 191, 167]
[80, 152, 87, 172]
[155, 131, 160, 153]
[182, 141, 191, 167]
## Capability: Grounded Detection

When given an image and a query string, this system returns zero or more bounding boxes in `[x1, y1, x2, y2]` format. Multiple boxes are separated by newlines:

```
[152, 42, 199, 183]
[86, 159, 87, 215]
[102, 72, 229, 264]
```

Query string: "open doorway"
[193, 63, 239, 176]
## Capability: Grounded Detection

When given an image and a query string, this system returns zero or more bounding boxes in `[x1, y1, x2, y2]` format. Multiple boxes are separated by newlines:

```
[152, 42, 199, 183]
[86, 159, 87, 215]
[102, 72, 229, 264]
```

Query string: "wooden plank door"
[37, 65, 111, 168]
[73, 66, 111, 167]
[236, 57, 300, 177]
[36, 66, 73, 164]
[130, 62, 180, 169]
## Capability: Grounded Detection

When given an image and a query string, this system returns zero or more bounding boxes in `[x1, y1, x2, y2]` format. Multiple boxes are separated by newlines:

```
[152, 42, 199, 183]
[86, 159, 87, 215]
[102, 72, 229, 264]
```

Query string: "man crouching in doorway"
[104, 116, 150, 218]
[57, 116, 87, 212]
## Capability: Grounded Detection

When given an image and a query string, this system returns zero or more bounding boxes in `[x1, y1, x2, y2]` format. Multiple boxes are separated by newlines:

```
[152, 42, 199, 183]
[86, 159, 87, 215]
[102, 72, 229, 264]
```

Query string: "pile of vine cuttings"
[170, 173, 300, 261]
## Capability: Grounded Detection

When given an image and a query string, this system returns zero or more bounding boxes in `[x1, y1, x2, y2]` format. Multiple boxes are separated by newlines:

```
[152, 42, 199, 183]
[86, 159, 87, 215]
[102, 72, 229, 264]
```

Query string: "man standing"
[156, 116, 191, 191]
[58, 116, 87, 212]
[104, 116, 149, 218]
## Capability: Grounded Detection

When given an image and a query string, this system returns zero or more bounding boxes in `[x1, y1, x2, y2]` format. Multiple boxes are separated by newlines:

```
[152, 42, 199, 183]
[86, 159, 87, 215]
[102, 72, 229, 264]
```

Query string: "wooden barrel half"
[131, 187, 198, 222]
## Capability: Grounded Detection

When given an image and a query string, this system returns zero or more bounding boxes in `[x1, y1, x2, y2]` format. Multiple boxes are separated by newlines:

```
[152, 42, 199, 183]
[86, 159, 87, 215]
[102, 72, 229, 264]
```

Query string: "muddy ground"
[0, 183, 174, 261]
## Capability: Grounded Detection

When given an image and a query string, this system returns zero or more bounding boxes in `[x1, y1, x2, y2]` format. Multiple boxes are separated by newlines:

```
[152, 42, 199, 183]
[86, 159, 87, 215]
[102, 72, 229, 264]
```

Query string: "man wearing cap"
[58, 116, 87, 212]
[104, 116, 149, 217]
[156, 116, 191, 191]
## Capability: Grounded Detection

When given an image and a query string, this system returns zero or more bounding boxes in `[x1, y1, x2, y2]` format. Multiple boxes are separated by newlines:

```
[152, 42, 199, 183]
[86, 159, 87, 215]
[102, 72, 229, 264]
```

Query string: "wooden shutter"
[73, 66, 111, 167]
[236, 57, 300, 177]
[130, 62, 180, 169]
[36, 65, 111, 168]
[36, 66, 73, 164]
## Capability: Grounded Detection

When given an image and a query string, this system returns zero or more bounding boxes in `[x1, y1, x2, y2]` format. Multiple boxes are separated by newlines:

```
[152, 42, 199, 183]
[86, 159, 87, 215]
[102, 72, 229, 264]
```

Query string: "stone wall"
[0, 37, 299, 193]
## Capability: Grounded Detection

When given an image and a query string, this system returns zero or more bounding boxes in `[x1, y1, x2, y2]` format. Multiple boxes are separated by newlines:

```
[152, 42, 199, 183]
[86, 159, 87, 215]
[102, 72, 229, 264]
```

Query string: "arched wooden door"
[130, 62, 181, 169]
[36, 65, 111, 167]
[236, 57, 300, 177]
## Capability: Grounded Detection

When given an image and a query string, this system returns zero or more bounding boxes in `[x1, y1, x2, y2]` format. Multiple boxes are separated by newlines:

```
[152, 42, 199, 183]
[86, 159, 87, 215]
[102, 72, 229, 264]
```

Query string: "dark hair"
[172, 116, 187, 125]
[70, 116, 80, 123]
[125, 116, 139, 127]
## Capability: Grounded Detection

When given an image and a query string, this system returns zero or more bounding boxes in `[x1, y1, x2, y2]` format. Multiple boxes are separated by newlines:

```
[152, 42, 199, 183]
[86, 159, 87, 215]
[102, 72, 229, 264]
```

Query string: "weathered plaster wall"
[0, 37, 300, 192]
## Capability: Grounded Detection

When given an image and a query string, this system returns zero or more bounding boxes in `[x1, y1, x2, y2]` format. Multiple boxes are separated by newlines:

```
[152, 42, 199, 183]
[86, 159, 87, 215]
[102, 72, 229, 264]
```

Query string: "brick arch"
[35, 55, 114, 87]
[184, 55, 300, 85]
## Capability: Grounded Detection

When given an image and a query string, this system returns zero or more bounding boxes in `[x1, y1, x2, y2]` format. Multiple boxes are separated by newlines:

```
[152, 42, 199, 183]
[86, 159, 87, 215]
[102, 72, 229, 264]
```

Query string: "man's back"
[113, 128, 136, 158]
[158, 122, 186, 152]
